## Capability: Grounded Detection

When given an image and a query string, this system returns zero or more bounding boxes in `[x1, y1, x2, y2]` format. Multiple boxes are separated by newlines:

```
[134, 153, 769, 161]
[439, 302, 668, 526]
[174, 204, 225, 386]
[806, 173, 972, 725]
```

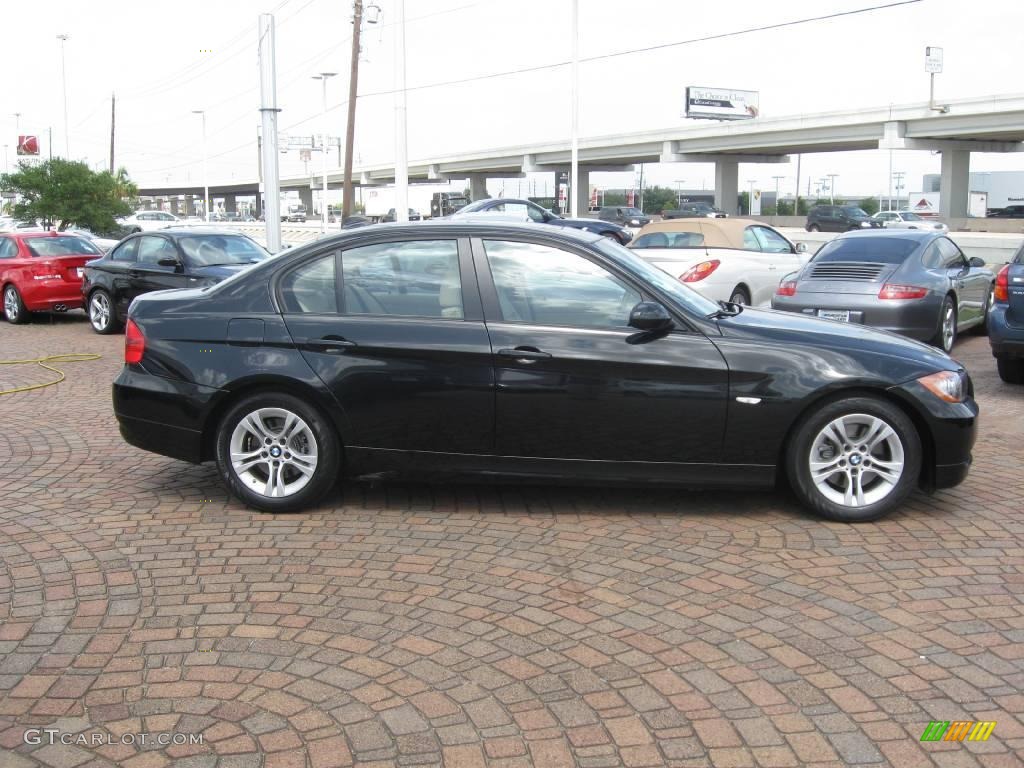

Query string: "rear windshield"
[812, 236, 920, 265]
[25, 236, 102, 257]
[631, 231, 705, 248]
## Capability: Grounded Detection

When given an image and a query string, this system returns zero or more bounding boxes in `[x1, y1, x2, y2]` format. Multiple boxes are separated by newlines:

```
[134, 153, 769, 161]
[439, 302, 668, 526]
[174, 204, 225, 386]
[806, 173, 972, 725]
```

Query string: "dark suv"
[806, 205, 883, 232]
[599, 207, 651, 227]
[663, 202, 727, 219]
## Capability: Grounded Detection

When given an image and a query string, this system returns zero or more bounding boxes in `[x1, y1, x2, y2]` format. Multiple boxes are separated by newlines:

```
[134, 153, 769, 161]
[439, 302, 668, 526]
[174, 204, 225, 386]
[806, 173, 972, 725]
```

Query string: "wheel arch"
[776, 385, 936, 492]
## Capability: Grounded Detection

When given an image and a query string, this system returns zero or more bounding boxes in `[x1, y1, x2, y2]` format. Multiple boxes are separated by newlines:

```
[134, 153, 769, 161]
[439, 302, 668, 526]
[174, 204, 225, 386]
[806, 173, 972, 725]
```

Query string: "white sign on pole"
[685, 87, 759, 121]
[750, 189, 762, 216]
[925, 46, 944, 73]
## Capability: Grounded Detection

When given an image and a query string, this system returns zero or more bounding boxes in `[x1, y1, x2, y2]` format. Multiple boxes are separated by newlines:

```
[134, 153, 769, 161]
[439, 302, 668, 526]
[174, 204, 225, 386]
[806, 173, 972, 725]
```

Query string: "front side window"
[111, 238, 139, 263]
[137, 236, 179, 267]
[483, 240, 640, 328]
[751, 227, 793, 254]
[742, 227, 761, 251]
[841, 207, 869, 218]
[280, 252, 337, 314]
[342, 240, 462, 318]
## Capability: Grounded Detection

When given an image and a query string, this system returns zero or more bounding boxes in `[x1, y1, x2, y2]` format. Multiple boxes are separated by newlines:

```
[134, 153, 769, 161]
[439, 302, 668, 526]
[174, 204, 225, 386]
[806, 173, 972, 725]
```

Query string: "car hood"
[714, 306, 958, 378]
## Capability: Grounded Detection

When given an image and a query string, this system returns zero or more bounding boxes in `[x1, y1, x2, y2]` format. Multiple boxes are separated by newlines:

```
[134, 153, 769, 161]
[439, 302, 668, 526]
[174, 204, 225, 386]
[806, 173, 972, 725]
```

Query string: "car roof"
[135, 227, 256, 239]
[317, 220, 603, 244]
[7, 230, 66, 240]
[834, 228, 941, 241]
[632, 217, 769, 249]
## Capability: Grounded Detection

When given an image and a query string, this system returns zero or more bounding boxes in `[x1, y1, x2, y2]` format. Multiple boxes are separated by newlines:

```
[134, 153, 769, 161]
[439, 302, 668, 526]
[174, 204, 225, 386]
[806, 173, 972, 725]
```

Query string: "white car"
[872, 210, 948, 232]
[628, 218, 808, 307]
[119, 210, 180, 233]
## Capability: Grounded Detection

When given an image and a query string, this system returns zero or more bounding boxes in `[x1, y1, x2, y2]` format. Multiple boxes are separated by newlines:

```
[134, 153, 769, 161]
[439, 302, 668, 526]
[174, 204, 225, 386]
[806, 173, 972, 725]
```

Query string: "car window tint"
[111, 238, 139, 262]
[137, 237, 178, 267]
[280, 253, 338, 314]
[525, 203, 547, 223]
[813, 237, 919, 264]
[936, 237, 965, 268]
[483, 240, 640, 328]
[921, 243, 943, 269]
[632, 231, 704, 248]
[179, 235, 267, 266]
[342, 240, 462, 319]
[0, 238, 16, 258]
[24, 236, 102, 257]
[742, 227, 761, 251]
[752, 227, 792, 254]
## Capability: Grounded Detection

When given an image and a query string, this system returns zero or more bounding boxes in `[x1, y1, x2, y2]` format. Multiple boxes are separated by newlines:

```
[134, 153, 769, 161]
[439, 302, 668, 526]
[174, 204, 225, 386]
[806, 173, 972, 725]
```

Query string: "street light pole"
[57, 35, 70, 157]
[772, 175, 785, 222]
[192, 110, 208, 222]
[342, 0, 364, 220]
[827, 173, 838, 205]
[313, 73, 337, 233]
[394, 0, 408, 223]
[569, 0, 579, 218]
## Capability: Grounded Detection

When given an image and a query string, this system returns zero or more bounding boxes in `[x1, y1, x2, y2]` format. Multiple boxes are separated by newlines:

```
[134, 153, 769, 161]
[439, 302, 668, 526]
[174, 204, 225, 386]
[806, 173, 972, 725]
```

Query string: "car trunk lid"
[35, 254, 95, 282]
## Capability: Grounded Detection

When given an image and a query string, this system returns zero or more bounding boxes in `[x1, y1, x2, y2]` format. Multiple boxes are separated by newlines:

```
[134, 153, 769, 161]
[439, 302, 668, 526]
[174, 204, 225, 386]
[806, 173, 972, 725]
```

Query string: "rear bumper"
[772, 294, 939, 341]
[988, 305, 1024, 358]
[113, 366, 222, 464]
[22, 281, 86, 311]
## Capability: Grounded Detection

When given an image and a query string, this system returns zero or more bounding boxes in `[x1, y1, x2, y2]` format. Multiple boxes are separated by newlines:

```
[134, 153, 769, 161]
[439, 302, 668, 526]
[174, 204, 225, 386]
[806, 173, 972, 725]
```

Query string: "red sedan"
[1, 231, 104, 323]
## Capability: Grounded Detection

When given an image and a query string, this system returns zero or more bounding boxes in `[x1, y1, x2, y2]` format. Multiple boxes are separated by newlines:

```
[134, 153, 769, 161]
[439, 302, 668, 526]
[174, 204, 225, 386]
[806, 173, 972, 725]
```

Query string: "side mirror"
[968, 256, 986, 268]
[157, 257, 182, 269]
[794, 242, 808, 254]
[629, 301, 674, 331]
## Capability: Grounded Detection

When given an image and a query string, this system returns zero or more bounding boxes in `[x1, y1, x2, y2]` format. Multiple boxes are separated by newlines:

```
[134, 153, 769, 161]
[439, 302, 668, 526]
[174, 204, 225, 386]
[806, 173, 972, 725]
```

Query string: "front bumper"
[772, 293, 939, 341]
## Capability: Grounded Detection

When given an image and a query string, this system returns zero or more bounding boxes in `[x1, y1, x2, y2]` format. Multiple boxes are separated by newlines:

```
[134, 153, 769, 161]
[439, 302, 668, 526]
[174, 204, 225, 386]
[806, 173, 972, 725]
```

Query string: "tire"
[3, 284, 30, 324]
[930, 295, 957, 353]
[997, 356, 1024, 385]
[729, 286, 750, 306]
[88, 289, 121, 334]
[807, 224, 820, 232]
[973, 284, 994, 335]
[786, 395, 921, 522]
[215, 392, 340, 513]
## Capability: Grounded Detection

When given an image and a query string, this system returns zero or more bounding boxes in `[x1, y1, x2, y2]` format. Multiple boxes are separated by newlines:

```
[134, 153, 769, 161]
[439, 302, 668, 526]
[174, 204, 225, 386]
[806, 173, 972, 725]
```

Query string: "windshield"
[593, 238, 720, 317]
[25, 236, 102, 257]
[841, 207, 869, 218]
[812, 236, 920, 265]
[900, 212, 923, 221]
[179, 235, 270, 267]
[622, 208, 644, 216]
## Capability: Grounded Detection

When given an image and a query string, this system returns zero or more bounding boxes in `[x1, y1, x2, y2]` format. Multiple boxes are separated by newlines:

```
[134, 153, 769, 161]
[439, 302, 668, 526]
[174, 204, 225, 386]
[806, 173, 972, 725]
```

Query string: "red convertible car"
[1, 231, 103, 323]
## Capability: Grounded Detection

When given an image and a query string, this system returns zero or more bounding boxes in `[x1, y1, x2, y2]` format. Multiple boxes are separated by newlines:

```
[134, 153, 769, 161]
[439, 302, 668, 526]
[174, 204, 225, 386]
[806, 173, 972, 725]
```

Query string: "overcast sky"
[6, 0, 1024, 200]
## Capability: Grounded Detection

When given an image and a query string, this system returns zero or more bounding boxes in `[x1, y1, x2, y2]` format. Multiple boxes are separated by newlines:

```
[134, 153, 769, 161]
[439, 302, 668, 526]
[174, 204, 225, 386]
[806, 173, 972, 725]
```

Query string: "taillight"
[994, 264, 1009, 302]
[125, 319, 145, 364]
[878, 284, 928, 300]
[680, 259, 720, 283]
[776, 280, 797, 297]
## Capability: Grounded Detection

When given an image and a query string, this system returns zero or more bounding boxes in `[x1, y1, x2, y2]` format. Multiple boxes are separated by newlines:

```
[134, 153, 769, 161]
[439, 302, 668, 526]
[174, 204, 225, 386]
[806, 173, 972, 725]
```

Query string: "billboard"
[685, 87, 759, 121]
[17, 135, 39, 155]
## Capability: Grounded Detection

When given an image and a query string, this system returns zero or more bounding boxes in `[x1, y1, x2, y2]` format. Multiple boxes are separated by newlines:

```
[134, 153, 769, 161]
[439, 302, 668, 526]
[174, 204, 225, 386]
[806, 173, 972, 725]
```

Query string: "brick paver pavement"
[0, 313, 1022, 768]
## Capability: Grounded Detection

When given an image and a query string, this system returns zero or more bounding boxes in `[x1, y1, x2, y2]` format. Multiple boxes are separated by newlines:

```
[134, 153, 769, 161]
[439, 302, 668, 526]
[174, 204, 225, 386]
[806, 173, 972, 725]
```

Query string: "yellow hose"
[0, 353, 102, 395]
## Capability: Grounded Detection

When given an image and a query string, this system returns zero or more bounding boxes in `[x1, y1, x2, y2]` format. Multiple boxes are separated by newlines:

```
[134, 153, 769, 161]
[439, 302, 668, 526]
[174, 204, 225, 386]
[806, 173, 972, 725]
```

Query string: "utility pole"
[772, 175, 785, 222]
[258, 13, 283, 252]
[342, 0, 364, 220]
[109, 93, 116, 173]
[827, 173, 838, 204]
[569, 0, 579, 218]
[192, 110, 208, 222]
[394, 0, 408, 222]
[794, 154, 802, 217]
[314, 73, 337, 233]
[57, 35, 70, 157]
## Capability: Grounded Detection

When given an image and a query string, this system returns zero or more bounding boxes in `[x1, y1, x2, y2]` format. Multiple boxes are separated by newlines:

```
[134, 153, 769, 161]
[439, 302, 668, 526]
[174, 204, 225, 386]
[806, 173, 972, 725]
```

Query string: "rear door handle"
[498, 346, 551, 362]
[305, 336, 357, 353]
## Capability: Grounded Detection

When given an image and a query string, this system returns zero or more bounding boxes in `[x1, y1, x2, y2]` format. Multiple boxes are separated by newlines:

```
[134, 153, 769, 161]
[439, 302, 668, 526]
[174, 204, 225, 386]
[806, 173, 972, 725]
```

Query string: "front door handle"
[498, 346, 551, 363]
[306, 336, 357, 353]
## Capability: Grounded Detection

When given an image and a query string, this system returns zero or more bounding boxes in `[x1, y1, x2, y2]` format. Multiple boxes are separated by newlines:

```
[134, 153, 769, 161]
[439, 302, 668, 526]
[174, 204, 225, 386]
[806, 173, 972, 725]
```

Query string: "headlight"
[860, 221, 871, 227]
[630, 219, 640, 225]
[918, 370, 966, 403]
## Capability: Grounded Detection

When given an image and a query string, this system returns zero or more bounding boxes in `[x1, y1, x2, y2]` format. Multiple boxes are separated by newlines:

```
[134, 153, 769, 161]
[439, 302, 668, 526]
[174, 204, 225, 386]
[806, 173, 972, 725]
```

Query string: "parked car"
[341, 215, 375, 229]
[629, 218, 807, 306]
[118, 210, 181, 233]
[1, 232, 104, 323]
[806, 205, 883, 232]
[598, 206, 652, 228]
[988, 243, 1024, 383]
[662, 202, 728, 219]
[988, 205, 1024, 218]
[458, 198, 632, 244]
[772, 230, 994, 353]
[430, 192, 469, 218]
[380, 208, 423, 222]
[82, 229, 271, 334]
[113, 221, 976, 522]
[873, 210, 948, 232]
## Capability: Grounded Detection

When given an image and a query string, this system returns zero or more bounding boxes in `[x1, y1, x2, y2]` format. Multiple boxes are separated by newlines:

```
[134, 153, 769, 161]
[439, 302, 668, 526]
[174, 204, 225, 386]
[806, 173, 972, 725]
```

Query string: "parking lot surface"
[1, 313, 1022, 768]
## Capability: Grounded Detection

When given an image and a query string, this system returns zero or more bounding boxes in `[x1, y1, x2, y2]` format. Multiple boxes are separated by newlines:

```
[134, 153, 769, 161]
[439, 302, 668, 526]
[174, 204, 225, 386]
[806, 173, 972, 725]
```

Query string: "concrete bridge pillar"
[715, 160, 739, 216]
[939, 149, 970, 220]
[223, 195, 237, 213]
[299, 187, 314, 216]
[468, 174, 488, 201]
[574, 167, 591, 217]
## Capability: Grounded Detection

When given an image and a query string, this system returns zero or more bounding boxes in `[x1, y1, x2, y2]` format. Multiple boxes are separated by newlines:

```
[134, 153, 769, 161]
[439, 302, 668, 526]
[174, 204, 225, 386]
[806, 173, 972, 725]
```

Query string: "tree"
[775, 200, 794, 216]
[739, 191, 749, 215]
[858, 197, 880, 215]
[640, 185, 677, 215]
[0, 159, 135, 233]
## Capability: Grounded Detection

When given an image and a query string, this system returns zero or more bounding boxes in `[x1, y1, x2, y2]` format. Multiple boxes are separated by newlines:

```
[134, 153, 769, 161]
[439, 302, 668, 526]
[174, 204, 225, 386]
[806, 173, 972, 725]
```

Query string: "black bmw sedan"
[112, 222, 977, 522]
[82, 229, 271, 334]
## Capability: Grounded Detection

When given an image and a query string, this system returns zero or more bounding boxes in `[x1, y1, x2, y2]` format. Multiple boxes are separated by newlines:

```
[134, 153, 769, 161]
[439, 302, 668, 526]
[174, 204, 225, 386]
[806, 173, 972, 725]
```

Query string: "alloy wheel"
[90, 293, 111, 332]
[229, 408, 319, 499]
[808, 413, 904, 508]
[942, 303, 956, 351]
[4, 286, 19, 321]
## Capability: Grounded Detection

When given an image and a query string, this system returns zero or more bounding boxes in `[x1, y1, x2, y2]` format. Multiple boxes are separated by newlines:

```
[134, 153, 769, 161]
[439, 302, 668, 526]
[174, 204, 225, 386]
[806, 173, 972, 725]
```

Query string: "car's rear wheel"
[807, 224, 820, 232]
[88, 290, 120, 334]
[787, 396, 920, 522]
[3, 285, 29, 324]
[997, 356, 1024, 384]
[215, 392, 340, 512]
[973, 284, 994, 335]
[729, 286, 750, 306]
[930, 295, 957, 353]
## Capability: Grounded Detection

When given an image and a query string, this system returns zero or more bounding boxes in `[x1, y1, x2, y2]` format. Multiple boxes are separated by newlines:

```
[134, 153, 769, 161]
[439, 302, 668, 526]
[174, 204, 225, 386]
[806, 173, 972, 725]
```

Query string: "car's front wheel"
[88, 290, 120, 334]
[787, 396, 921, 522]
[3, 284, 29, 324]
[807, 224, 820, 232]
[215, 392, 340, 512]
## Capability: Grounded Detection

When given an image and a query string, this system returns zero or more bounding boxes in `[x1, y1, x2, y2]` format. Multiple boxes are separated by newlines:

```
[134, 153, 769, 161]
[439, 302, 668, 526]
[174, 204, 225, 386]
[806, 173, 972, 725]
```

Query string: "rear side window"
[111, 239, 139, 262]
[812, 237, 920, 265]
[280, 253, 338, 314]
[0, 238, 17, 258]
[341, 240, 462, 319]
[24, 236, 102, 257]
[935, 237, 965, 268]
